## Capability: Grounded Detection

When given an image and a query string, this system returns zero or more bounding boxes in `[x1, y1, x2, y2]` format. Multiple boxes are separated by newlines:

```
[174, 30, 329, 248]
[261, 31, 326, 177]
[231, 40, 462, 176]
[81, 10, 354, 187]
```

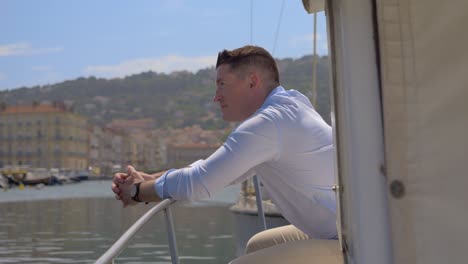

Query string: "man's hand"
[121, 165, 145, 207]
[112, 172, 128, 201]
[111, 166, 168, 206]
[111, 165, 145, 207]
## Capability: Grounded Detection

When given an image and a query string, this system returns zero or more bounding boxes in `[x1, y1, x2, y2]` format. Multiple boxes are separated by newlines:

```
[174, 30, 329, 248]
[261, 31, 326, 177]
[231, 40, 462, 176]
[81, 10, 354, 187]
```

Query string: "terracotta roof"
[1, 104, 66, 114]
[168, 142, 221, 149]
[107, 118, 155, 129]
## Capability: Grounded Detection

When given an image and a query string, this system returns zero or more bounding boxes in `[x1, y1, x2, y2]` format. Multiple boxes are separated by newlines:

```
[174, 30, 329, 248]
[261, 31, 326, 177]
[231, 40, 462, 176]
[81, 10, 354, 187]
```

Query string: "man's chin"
[223, 117, 242, 122]
[222, 114, 235, 122]
[221, 111, 242, 122]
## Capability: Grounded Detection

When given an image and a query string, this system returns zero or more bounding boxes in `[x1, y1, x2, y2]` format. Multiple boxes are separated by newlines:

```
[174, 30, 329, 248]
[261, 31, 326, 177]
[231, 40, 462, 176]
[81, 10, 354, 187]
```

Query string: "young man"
[112, 45, 337, 255]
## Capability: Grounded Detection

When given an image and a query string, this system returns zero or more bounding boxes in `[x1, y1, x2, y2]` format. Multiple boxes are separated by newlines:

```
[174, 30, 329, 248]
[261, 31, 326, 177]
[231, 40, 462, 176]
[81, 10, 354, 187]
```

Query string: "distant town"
[0, 101, 231, 185]
[0, 55, 329, 187]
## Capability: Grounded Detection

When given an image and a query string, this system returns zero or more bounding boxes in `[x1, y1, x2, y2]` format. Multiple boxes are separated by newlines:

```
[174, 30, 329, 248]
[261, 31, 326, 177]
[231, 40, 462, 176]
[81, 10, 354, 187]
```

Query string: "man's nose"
[213, 90, 223, 102]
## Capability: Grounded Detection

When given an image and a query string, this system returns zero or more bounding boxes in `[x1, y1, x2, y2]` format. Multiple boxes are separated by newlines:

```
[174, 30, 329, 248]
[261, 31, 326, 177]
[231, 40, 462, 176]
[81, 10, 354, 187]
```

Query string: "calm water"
[0, 181, 240, 264]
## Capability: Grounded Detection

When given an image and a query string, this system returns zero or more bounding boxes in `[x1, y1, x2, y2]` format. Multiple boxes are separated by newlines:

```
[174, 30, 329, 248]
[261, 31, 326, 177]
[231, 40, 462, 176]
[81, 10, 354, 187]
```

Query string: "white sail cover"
[377, 0, 468, 263]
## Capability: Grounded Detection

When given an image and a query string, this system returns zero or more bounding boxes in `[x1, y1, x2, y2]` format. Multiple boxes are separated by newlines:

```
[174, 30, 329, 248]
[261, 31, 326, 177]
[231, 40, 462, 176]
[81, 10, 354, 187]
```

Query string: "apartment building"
[0, 102, 88, 169]
[89, 119, 162, 174]
[166, 142, 221, 168]
[163, 125, 225, 168]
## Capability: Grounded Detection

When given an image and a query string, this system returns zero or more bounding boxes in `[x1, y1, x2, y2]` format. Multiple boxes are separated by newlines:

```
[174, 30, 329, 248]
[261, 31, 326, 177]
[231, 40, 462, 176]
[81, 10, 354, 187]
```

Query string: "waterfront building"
[0, 102, 88, 169]
[106, 118, 155, 134]
[166, 142, 221, 168]
[163, 125, 225, 168]
[89, 119, 162, 174]
[128, 130, 160, 171]
[88, 125, 126, 175]
[107, 118, 162, 171]
[90, 122, 226, 173]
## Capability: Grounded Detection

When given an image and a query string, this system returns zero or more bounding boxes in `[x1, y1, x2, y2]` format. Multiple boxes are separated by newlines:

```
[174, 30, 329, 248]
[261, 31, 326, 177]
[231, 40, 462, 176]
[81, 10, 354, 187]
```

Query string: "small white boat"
[12, 168, 51, 185]
[1, 166, 51, 185]
[0, 174, 9, 189]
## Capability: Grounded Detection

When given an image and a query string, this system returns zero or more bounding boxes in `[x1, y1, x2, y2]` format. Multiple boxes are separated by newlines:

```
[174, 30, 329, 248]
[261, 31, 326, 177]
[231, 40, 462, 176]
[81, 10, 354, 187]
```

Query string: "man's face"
[214, 64, 251, 122]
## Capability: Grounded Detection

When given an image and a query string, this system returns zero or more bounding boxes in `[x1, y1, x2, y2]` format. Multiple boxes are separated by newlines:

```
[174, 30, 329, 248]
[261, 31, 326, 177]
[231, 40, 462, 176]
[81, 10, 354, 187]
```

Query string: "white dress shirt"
[155, 86, 337, 238]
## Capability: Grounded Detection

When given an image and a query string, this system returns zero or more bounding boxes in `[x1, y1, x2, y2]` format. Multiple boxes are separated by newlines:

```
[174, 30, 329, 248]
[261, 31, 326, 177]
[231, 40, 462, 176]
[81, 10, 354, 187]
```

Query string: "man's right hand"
[112, 172, 129, 201]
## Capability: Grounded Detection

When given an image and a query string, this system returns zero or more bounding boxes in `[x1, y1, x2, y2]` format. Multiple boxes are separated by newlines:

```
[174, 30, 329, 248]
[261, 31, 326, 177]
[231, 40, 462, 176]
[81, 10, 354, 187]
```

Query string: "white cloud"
[84, 55, 217, 78]
[0, 43, 63, 57]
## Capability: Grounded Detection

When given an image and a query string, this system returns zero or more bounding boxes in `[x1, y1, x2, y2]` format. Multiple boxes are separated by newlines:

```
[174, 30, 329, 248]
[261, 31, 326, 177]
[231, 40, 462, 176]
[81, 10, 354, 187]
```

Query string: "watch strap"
[131, 182, 143, 202]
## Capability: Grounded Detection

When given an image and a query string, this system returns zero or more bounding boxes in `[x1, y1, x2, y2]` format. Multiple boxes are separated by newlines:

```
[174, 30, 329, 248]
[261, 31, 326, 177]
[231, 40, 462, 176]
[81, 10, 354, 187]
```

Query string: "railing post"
[164, 207, 179, 264]
[253, 175, 267, 231]
[94, 199, 176, 264]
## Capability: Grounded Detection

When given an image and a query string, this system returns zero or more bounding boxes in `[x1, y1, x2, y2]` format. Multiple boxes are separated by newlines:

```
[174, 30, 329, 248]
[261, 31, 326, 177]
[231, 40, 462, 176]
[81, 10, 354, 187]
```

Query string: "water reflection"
[0, 198, 236, 263]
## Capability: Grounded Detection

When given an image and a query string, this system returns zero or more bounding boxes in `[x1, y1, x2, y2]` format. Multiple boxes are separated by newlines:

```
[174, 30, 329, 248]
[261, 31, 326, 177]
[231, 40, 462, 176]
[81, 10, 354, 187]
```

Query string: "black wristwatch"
[130, 182, 143, 202]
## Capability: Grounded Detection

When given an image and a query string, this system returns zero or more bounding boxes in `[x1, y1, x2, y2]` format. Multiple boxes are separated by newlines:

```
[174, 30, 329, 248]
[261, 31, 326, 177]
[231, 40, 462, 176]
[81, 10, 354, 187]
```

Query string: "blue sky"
[0, 0, 327, 90]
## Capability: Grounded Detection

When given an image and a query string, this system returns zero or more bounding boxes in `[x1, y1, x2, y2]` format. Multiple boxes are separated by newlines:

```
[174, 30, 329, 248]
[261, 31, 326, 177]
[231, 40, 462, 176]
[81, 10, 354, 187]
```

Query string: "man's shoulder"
[234, 111, 278, 135]
[266, 88, 313, 106]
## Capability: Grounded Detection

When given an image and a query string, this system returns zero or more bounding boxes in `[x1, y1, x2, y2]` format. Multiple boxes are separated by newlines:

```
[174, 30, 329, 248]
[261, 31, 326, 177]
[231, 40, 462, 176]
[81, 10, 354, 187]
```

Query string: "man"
[112, 45, 337, 256]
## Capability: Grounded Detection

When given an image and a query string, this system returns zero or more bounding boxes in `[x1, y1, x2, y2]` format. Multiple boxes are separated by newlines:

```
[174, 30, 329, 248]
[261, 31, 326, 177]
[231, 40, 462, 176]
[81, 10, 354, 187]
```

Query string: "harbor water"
[0, 181, 240, 264]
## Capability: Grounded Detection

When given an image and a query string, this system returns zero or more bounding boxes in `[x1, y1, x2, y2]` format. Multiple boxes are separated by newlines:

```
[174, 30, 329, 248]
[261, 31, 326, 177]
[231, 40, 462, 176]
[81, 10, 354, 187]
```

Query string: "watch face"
[130, 184, 137, 198]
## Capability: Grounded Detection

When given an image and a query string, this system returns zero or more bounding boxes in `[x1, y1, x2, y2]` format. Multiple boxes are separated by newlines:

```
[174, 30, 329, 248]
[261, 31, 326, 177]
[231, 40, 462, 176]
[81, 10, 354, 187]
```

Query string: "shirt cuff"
[154, 169, 176, 199]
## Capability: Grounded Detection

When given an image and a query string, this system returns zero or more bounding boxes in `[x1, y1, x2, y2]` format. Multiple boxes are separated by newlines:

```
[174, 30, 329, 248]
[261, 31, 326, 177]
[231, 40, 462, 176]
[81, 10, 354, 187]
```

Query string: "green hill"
[0, 55, 330, 129]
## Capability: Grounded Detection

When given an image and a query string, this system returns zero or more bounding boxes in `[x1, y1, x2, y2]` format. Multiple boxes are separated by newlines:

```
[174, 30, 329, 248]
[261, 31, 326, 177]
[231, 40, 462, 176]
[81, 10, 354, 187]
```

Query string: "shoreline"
[0, 180, 240, 205]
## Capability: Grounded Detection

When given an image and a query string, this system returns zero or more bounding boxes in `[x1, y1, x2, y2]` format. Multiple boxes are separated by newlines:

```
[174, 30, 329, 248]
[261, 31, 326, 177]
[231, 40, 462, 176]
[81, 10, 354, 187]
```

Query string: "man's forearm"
[139, 179, 162, 202]
[150, 170, 167, 179]
[139, 170, 166, 181]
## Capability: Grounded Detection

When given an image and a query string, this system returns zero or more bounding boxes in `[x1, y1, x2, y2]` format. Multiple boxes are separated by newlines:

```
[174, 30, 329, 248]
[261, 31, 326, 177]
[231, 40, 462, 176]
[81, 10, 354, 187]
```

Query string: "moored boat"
[10, 168, 51, 185]
[0, 166, 61, 185]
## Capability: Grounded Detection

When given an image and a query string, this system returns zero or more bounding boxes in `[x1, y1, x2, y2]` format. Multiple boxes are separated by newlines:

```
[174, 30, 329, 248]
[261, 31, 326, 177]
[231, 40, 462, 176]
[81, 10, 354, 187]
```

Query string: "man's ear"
[249, 71, 259, 89]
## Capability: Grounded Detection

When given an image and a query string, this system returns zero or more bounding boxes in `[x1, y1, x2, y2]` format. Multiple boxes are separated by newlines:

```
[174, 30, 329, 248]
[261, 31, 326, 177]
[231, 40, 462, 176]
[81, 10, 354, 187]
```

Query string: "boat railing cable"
[95, 198, 179, 264]
[272, 0, 286, 56]
[312, 11, 318, 108]
[250, 0, 253, 44]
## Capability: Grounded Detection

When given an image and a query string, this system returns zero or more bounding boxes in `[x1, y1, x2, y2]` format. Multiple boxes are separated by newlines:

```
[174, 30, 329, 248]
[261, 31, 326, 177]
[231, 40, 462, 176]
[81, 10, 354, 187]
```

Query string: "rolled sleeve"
[154, 169, 177, 199]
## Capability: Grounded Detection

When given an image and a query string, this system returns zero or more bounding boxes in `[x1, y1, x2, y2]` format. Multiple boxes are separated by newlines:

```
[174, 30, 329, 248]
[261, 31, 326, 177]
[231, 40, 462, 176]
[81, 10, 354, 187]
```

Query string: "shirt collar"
[260, 86, 285, 109]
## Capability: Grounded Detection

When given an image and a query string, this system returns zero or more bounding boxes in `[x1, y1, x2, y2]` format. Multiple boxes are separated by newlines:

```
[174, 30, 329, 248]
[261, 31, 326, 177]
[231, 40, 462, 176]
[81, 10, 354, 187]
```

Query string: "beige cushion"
[229, 239, 343, 264]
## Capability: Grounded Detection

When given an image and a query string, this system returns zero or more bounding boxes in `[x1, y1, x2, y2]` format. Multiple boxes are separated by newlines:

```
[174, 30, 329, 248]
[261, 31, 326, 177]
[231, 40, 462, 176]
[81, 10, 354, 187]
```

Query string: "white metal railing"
[253, 175, 267, 231]
[95, 198, 179, 264]
[95, 180, 267, 264]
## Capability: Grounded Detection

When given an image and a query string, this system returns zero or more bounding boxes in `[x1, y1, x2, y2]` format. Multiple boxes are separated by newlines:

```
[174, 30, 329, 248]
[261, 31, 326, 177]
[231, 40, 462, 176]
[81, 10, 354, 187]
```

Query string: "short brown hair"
[216, 45, 280, 84]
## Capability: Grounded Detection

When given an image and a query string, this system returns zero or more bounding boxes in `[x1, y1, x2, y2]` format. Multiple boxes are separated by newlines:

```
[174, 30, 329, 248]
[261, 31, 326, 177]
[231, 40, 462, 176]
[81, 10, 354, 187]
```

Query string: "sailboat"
[304, 0, 468, 263]
[96, 0, 468, 263]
